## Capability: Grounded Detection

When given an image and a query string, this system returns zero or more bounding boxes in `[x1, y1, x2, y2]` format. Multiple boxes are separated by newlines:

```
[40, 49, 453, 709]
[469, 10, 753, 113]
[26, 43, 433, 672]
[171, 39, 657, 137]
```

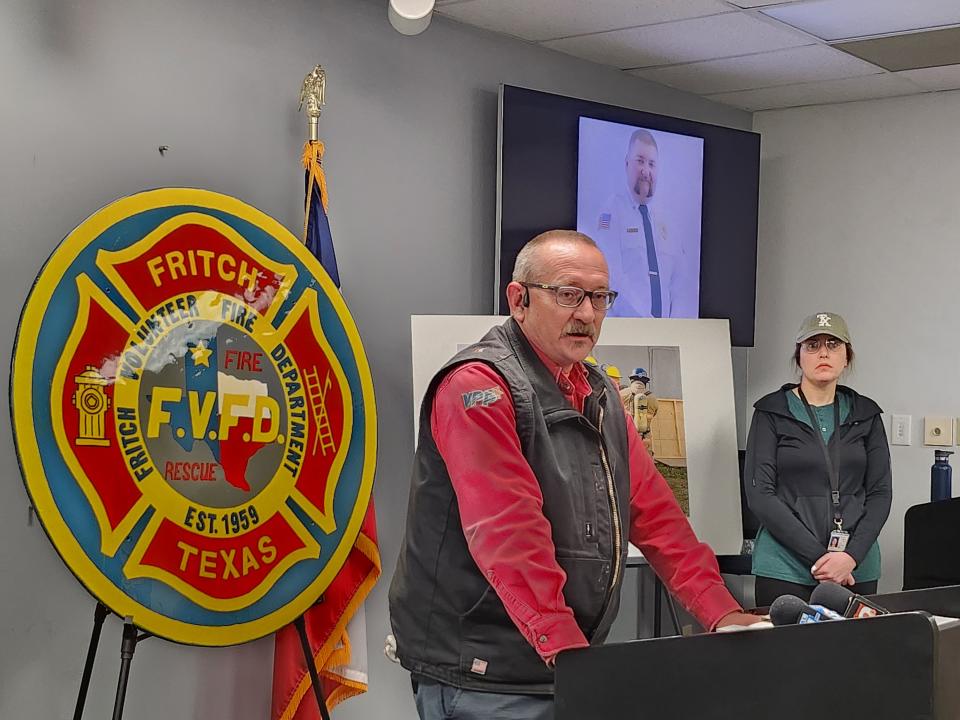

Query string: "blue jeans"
[413, 678, 553, 720]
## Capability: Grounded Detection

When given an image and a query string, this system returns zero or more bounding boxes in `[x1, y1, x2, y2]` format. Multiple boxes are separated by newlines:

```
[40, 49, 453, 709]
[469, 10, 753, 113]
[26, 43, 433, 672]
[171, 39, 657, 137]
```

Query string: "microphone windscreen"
[810, 582, 854, 614]
[769, 595, 809, 626]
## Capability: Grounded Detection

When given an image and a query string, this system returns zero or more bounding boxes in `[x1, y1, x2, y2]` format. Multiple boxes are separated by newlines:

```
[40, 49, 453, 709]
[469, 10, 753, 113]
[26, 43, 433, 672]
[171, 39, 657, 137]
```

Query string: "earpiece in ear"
[522, 288, 530, 307]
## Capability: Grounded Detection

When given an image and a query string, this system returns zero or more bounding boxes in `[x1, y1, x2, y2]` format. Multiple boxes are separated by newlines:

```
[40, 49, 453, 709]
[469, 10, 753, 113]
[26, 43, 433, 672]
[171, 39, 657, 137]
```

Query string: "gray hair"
[512, 230, 598, 283]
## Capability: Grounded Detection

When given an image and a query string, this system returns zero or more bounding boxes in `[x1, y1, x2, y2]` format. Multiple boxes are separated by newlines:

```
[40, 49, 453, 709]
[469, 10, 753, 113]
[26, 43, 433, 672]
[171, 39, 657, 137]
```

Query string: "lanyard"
[797, 387, 843, 529]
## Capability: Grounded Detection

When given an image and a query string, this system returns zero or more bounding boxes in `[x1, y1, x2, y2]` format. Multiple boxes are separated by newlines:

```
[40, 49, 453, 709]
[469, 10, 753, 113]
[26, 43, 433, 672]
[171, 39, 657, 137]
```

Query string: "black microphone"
[810, 582, 890, 619]
[769, 594, 843, 626]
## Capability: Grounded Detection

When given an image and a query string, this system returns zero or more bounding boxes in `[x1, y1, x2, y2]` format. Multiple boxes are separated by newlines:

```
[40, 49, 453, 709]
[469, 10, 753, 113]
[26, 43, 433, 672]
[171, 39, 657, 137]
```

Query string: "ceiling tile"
[542, 11, 810, 69]
[895, 64, 960, 91]
[435, 0, 728, 43]
[707, 72, 925, 111]
[631, 44, 881, 94]
[762, 0, 960, 42]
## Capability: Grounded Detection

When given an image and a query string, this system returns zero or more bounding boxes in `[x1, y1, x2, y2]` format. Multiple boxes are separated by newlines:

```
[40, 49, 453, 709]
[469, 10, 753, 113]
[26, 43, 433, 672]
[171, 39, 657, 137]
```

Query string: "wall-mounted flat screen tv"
[496, 85, 759, 347]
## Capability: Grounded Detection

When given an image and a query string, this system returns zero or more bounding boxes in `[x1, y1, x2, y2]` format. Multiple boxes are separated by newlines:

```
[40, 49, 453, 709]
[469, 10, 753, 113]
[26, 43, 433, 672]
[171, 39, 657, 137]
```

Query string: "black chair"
[903, 497, 960, 590]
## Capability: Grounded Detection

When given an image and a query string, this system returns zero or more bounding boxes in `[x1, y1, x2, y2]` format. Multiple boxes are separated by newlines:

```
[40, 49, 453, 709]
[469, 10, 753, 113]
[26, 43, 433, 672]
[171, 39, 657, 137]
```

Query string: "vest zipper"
[597, 406, 623, 610]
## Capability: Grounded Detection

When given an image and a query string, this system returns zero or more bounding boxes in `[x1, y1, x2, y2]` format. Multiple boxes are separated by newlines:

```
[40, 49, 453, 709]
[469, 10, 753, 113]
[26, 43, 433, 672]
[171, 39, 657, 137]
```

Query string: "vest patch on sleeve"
[462, 387, 504, 410]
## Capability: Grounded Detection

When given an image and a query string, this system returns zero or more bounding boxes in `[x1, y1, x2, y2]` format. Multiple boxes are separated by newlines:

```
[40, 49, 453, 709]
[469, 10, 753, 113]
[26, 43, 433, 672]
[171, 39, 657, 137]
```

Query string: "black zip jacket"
[744, 384, 892, 567]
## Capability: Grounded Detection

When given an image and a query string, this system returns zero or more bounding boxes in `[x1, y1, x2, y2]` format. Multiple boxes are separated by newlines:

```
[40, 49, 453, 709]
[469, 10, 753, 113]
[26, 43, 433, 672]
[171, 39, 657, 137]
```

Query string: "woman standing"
[745, 312, 892, 606]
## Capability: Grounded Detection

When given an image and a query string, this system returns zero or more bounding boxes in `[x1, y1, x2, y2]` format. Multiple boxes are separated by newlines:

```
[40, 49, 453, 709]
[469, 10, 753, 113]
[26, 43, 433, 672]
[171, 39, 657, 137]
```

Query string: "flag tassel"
[302, 141, 329, 242]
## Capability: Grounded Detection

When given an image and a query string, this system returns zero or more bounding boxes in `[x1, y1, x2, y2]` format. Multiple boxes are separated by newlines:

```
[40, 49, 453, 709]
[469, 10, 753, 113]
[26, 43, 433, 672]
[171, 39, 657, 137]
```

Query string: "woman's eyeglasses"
[800, 338, 845, 353]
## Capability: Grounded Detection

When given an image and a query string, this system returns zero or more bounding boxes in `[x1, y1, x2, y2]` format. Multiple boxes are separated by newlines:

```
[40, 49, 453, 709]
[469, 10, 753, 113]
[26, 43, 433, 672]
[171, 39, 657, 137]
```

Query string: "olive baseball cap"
[796, 312, 851, 344]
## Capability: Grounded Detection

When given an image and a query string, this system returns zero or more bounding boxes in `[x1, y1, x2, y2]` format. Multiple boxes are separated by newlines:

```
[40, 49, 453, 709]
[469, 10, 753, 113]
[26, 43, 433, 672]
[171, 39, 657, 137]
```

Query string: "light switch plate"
[924, 416, 954, 446]
[890, 414, 911, 446]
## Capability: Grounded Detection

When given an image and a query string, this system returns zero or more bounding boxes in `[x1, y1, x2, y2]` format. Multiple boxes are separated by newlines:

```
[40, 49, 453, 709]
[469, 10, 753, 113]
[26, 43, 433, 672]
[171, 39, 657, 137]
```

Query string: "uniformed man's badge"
[11, 189, 376, 645]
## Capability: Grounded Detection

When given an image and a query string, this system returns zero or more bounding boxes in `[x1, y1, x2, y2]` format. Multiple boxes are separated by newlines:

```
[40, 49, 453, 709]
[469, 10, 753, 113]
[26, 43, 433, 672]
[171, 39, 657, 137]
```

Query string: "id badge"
[827, 529, 850, 552]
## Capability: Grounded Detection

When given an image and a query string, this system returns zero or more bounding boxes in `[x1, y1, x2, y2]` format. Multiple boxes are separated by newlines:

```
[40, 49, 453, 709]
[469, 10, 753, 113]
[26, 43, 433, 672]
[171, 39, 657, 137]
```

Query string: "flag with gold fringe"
[271, 139, 381, 719]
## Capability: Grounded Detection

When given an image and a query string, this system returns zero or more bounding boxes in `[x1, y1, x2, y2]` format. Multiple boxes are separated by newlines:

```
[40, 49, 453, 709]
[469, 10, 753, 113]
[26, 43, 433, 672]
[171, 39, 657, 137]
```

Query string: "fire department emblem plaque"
[11, 189, 376, 645]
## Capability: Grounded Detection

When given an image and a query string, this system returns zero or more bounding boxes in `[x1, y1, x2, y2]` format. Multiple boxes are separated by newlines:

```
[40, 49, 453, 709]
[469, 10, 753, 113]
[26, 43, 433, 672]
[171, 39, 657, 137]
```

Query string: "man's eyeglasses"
[800, 337, 845, 353]
[520, 282, 618, 311]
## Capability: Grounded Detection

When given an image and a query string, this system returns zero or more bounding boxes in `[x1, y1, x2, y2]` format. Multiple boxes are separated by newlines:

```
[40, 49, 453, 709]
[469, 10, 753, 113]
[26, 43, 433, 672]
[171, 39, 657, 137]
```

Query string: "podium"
[555, 586, 960, 720]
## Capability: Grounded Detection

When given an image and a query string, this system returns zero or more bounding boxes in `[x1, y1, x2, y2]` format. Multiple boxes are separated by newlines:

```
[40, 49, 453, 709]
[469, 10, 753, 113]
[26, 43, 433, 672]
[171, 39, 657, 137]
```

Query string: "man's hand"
[714, 611, 765, 630]
[384, 634, 399, 663]
[812, 552, 856, 584]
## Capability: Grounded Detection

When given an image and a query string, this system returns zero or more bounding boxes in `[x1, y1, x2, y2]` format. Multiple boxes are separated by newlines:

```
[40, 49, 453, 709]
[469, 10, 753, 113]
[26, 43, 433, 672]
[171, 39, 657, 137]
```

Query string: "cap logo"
[817, 314, 832, 327]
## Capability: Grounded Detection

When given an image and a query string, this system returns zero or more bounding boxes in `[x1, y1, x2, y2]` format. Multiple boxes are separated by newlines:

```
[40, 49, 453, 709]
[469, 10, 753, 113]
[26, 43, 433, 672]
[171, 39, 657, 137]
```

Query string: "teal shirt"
[752, 389, 882, 585]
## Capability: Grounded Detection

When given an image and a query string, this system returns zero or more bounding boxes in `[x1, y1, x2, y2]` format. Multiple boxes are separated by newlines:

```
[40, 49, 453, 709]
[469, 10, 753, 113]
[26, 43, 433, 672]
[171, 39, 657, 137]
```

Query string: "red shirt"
[431, 347, 740, 662]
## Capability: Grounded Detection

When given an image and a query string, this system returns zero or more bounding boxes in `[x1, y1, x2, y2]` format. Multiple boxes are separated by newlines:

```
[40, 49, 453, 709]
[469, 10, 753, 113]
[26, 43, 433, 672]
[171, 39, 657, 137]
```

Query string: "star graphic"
[191, 341, 213, 367]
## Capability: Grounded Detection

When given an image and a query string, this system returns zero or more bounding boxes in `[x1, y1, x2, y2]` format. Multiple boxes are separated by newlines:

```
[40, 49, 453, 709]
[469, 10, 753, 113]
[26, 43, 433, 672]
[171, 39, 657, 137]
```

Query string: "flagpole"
[294, 64, 332, 720]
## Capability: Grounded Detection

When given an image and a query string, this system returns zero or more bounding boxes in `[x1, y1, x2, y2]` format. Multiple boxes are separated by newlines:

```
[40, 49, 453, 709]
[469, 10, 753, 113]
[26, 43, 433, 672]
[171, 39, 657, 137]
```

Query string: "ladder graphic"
[304, 367, 337, 457]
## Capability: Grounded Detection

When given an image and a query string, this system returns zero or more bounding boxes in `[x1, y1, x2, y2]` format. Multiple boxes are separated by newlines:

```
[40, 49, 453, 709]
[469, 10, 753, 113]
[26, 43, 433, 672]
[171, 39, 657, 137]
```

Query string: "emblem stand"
[73, 602, 108, 719]
[294, 612, 332, 720]
[72, 603, 152, 720]
[70, 603, 333, 720]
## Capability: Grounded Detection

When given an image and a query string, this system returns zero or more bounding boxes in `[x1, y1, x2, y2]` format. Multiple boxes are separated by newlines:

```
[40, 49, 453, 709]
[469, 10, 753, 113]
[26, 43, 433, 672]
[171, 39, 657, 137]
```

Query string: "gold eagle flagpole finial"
[299, 65, 326, 142]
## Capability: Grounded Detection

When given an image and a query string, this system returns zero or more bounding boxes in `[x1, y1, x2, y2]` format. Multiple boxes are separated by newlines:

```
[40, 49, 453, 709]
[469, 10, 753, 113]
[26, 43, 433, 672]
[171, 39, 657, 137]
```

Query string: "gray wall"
[0, 1, 751, 718]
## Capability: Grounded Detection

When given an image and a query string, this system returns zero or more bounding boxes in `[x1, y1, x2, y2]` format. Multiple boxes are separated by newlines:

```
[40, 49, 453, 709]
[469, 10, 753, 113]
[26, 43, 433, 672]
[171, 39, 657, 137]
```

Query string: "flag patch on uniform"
[471, 658, 488, 675]
[598, 213, 611, 230]
[462, 387, 504, 410]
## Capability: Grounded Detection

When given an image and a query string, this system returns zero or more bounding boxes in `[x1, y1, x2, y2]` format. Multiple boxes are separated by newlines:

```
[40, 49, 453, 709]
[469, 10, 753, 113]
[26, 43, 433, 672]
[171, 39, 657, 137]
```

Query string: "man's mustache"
[563, 321, 596, 338]
[634, 179, 654, 198]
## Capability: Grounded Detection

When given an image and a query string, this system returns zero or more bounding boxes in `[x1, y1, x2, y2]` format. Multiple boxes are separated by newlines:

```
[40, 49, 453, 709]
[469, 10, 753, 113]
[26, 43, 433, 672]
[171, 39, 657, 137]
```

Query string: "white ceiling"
[434, 0, 960, 111]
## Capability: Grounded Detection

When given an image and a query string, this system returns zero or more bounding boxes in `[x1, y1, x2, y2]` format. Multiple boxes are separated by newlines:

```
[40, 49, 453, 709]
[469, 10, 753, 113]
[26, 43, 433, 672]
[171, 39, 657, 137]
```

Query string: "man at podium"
[389, 231, 760, 719]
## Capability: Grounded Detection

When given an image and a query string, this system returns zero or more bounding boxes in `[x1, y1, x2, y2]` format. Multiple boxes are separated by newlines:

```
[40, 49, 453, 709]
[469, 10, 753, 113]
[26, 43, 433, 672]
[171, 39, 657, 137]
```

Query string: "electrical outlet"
[890, 414, 911, 446]
[924, 416, 954, 446]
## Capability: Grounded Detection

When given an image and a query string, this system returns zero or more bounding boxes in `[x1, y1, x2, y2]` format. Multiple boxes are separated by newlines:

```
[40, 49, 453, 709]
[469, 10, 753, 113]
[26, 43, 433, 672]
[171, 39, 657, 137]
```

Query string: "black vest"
[388, 320, 632, 694]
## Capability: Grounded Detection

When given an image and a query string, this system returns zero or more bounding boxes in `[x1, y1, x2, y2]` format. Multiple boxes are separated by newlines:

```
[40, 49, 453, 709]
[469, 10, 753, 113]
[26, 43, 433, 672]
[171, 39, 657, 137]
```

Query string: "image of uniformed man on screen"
[578, 119, 703, 319]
